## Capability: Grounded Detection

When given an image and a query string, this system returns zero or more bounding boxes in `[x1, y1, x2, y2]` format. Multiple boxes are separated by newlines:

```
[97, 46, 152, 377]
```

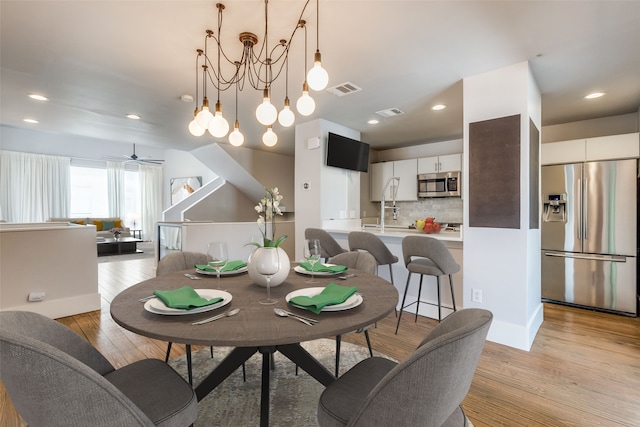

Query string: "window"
[70, 166, 108, 217]
[70, 165, 141, 226]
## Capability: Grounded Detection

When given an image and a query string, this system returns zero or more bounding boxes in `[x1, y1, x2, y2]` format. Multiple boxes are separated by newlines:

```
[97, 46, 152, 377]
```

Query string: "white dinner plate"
[293, 264, 346, 277]
[195, 266, 248, 276]
[285, 287, 363, 312]
[144, 289, 232, 315]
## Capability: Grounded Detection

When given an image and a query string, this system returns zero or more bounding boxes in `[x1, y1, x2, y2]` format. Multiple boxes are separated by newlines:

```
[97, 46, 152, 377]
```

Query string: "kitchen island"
[325, 225, 463, 321]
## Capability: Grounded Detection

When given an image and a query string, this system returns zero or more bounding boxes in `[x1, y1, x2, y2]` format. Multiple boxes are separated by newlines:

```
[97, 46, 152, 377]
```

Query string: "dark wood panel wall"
[468, 115, 521, 229]
[529, 119, 540, 229]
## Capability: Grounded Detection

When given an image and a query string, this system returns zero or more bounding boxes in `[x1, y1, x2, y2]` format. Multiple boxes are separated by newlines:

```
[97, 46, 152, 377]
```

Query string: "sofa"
[49, 217, 131, 239]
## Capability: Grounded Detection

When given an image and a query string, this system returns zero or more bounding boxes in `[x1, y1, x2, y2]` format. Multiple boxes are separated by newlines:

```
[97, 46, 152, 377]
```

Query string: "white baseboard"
[2, 293, 101, 319]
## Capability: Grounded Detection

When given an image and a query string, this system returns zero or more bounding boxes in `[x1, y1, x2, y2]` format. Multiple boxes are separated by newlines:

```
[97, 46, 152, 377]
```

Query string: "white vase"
[247, 246, 291, 288]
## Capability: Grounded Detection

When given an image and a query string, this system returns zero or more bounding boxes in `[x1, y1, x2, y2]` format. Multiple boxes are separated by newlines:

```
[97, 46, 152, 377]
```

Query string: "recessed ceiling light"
[368, 119, 379, 125]
[431, 104, 446, 111]
[23, 118, 39, 124]
[585, 92, 605, 99]
[27, 93, 49, 101]
[126, 114, 141, 120]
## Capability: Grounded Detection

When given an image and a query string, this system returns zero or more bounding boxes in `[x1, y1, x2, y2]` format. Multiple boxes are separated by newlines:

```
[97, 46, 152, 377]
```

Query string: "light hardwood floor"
[2, 257, 639, 426]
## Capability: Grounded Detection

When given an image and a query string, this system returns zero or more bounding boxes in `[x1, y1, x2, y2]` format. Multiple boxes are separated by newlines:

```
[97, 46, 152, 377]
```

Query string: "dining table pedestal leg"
[194, 343, 337, 427]
[195, 346, 257, 401]
[259, 346, 276, 427]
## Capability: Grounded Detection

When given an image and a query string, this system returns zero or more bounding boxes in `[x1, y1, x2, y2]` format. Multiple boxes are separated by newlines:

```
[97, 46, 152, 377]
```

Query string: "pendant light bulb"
[262, 126, 278, 147]
[229, 120, 245, 146]
[307, 50, 329, 91]
[208, 101, 230, 138]
[195, 97, 213, 128]
[188, 108, 206, 136]
[296, 82, 315, 116]
[189, 119, 205, 136]
[256, 88, 278, 125]
[278, 97, 295, 127]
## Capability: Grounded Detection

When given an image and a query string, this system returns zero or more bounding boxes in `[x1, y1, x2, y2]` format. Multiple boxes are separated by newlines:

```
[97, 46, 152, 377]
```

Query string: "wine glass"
[255, 247, 280, 305]
[303, 238, 321, 284]
[207, 241, 228, 289]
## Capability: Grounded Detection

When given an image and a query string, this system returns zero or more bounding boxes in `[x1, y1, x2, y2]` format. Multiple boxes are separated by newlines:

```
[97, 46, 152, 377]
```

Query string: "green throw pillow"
[102, 220, 115, 230]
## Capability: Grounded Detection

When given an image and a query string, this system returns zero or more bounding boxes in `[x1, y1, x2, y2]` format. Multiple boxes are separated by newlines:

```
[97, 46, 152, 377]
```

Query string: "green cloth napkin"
[289, 282, 358, 314]
[153, 286, 222, 310]
[195, 260, 247, 272]
[299, 262, 347, 273]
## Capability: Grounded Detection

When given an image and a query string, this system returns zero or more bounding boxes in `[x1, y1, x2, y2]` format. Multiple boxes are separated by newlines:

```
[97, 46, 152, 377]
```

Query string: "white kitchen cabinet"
[586, 133, 639, 161]
[370, 159, 417, 202]
[541, 139, 585, 164]
[541, 133, 639, 165]
[417, 153, 462, 174]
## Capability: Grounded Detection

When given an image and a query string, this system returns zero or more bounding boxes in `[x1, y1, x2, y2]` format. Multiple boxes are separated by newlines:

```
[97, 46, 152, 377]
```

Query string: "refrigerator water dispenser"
[543, 194, 567, 222]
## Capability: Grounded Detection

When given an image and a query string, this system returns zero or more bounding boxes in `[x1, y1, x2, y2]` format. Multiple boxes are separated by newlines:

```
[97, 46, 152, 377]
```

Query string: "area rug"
[168, 339, 394, 427]
[97, 241, 155, 263]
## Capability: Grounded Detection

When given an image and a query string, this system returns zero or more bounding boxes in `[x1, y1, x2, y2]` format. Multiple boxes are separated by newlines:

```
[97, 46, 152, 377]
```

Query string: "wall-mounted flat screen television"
[326, 132, 370, 173]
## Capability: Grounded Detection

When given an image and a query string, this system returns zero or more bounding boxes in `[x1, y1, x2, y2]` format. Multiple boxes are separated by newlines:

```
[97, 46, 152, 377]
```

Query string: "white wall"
[294, 119, 362, 259]
[0, 223, 100, 318]
[542, 112, 639, 143]
[463, 61, 543, 351]
[376, 139, 464, 162]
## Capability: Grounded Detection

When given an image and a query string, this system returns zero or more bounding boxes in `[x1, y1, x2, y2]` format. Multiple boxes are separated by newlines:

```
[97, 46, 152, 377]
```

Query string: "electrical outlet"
[471, 288, 483, 303]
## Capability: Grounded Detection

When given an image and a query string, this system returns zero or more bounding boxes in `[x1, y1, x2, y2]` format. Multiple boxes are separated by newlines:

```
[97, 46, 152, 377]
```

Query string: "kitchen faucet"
[380, 176, 400, 232]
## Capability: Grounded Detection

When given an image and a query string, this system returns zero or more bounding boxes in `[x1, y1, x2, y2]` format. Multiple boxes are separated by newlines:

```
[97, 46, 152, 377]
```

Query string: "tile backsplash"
[366, 197, 463, 227]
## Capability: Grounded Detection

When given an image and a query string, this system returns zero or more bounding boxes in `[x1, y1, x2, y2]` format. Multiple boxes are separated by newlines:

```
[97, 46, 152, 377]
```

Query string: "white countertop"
[325, 225, 463, 242]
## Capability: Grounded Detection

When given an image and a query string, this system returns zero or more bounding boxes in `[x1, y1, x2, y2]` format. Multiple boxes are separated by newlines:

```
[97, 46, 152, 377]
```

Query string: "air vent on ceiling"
[326, 82, 362, 97]
[375, 108, 405, 118]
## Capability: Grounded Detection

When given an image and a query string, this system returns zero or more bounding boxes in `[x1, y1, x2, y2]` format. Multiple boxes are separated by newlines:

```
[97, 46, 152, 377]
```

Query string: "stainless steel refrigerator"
[541, 159, 638, 315]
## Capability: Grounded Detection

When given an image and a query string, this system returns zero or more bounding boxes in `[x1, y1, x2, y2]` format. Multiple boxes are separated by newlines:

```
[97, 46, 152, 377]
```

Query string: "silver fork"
[184, 273, 201, 280]
[282, 310, 319, 324]
[138, 295, 156, 302]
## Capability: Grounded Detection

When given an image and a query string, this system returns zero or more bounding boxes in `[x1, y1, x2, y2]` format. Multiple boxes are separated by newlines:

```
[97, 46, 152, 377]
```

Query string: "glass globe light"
[278, 97, 295, 127]
[195, 98, 213, 128]
[256, 88, 278, 125]
[188, 118, 205, 136]
[208, 111, 229, 138]
[262, 126, 278, 147]
[296, 82, 315, 116]
[188, 108, 205, 136]
[229, 120, 244, 146]
[307, 51, 329, 91]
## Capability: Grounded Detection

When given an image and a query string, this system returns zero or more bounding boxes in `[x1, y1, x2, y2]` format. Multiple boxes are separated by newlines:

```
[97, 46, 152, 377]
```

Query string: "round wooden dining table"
[110, 264, 398, 427]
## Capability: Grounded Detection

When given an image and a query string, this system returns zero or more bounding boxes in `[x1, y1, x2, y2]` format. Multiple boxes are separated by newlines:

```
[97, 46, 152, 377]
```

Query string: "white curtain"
[0, 150, 70, 222]
[107, 161, 125, 218]
[140, 165, 163, 241]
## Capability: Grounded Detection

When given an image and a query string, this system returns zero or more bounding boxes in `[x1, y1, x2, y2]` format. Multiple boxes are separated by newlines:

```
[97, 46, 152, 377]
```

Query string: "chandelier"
[187, 0, 329, 147]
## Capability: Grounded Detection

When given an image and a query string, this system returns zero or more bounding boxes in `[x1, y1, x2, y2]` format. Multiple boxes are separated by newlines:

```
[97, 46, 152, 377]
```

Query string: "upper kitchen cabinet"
[586, 133, 639, 161]
[542, 133, 639, 165]
[417, 153, 462, 174]
[370, 159, 418, 202]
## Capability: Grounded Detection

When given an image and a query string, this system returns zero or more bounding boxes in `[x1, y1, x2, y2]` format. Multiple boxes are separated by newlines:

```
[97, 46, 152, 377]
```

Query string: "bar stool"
[305, 228, 347, 263]
[395, 235, 459, 334]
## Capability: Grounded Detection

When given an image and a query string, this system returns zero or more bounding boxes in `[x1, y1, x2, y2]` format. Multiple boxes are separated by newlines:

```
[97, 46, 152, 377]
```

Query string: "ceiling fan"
[102, 144, 164, 165]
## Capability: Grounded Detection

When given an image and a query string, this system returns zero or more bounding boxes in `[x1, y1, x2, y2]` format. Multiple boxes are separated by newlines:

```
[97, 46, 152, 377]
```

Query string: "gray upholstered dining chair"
[156, 250, 210, 277]
[305, 228, 348, 262]
[327, 251, 377, 377]
[396, 235, 460, 334]
[156, 251, 246, 384]
[0, 310, 198, 427]
[348, 231, 399, 287]
[317, 308, 493, 427]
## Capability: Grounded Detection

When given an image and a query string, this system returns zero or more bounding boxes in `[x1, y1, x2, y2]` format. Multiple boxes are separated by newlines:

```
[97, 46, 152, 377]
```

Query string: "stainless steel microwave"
[417, 171, 461, 198]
